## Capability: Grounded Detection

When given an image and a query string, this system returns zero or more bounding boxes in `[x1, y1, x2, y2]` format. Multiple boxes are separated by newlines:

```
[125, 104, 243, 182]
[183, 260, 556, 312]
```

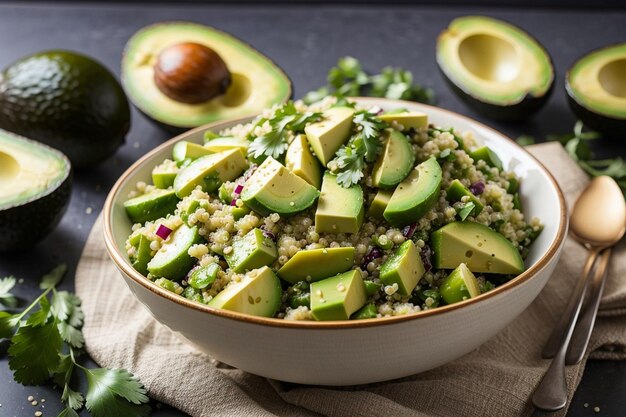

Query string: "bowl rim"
[103, 97, 568, 329]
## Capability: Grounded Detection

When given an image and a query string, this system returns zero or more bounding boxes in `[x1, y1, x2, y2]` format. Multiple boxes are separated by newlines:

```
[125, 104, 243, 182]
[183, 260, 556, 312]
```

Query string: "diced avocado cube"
[152, 159, 179, 189]
[384, 157, 442, 227]
[124, 188, 180, 224]
[277, 247, 355, 284]
[315, 171, 364, 234]
[241, 157, 320, 216]
[440, 263, 481, 304]
[378, 112, 428, 130]
[352, 303, 378, 320]
[230, 205, 251, 220]
[285, 134, 322, 189]
[147, 224, 203, 281]
[188, 263, 221, 290]
[207, 266, 282, 317]
[379, 240, 424, 295]
[174, 149, 248, 197]
[304, 106, 354, 166]
[372, 130, 415, 189]
[172, 140, 213, 162]
[431, 221, 524, 274]
[446, 179, 484, 216]
[310, 269, 367, 321]
[130, 234, 153, 275]
[368, 189, 393, 219]
[225, 228, 277, 273]
[470, 146, 503, 170]
[203, 136, 249, 156]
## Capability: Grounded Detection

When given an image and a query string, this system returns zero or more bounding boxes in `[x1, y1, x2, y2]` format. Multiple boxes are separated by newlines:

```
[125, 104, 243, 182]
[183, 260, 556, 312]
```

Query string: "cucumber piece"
[147, 224, 203, 281]
[130, 234, 153, 275]
[172, 140, 213, 162]
[440, 263, 480, 304]
[188, 263, 221, 290]
[124, 189, 180, 224]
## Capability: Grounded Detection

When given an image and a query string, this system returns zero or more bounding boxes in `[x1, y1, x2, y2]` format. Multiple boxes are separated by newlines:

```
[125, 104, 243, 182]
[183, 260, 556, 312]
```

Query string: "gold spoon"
[532, 176, 626, 411]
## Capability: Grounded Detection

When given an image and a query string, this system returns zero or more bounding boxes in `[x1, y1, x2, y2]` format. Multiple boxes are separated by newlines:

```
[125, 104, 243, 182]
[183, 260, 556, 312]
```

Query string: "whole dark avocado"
[0, 50, 130, 168]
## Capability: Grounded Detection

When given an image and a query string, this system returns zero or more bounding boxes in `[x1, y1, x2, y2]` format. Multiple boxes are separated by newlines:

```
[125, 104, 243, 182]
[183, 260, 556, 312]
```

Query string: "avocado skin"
[565, 85, 626, 138]
[0, 51, 130, 168]
[0, 173, 71, 252]
[439, 66, 554, 122]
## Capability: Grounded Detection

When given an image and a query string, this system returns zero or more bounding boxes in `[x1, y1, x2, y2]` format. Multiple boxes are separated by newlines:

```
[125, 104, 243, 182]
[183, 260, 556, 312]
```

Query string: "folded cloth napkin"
[76, 142, 626, 417]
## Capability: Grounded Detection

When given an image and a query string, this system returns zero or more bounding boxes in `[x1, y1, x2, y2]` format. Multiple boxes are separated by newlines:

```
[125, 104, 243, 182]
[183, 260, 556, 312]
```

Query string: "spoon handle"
[565, 248, 612, 365]
[542, 247, 601, 358]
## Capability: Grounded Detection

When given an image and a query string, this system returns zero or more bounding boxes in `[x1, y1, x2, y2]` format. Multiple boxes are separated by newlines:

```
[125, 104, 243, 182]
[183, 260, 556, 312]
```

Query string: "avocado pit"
[0, 150, 20, 181]
[598, 58, 626, 98]
[154, 42, 231, 104]
[458, 34, 520, 83]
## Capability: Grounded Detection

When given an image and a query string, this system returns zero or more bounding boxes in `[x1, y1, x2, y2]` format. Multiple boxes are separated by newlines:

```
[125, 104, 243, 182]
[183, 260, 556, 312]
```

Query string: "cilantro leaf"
[333, 146, 365, 187]
[58, 408, 81, 417]
[62, 384, 85, 410]
[26, 296, 51, 326]
[84, 368, 150, 417]
[0, 276, 17, 308]
[0, 311, 19, 339]
[40, 263, 68, 290]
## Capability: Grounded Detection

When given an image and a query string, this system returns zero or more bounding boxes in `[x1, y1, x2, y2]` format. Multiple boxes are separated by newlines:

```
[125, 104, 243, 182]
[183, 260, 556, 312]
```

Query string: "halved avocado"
[436, 16, 554, 121]
[566, 43, 626, 137]
[122, 22, 292, 131]
[0, 129, 71, 251]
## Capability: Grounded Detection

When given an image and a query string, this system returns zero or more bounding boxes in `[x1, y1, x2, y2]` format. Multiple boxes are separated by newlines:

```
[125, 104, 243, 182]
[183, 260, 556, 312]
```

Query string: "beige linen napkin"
[76, 142, 626, 417]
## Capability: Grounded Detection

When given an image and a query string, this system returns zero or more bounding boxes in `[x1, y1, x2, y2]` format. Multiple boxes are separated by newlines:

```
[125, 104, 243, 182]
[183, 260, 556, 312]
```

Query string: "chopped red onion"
[469, 181, 485, 195]
[402, 223, 417, 238]
[262, 229, 276, 240]
[234, 184, 244, 194]
[361, 247, 383, 269]
[230, 199, 237, 206]
[156, 224, 173, 240]
[420, 245, 433, 272]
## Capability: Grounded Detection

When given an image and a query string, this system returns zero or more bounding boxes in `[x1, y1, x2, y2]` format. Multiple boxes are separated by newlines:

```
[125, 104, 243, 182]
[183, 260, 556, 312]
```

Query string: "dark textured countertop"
[0, 3, 625, 416]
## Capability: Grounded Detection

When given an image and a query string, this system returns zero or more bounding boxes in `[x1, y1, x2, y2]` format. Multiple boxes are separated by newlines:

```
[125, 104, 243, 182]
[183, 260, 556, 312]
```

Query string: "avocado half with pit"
[0, 129, 71, 251]
[122, 22, 292, 132]
[436, 16, 554, 121]
[566, 42, 626, 137]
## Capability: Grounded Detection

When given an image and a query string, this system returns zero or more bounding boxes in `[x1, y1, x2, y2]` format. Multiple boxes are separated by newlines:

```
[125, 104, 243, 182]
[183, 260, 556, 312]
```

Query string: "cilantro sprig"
[0, 275, 17, 308]
[303, 56, 435, 105]
[329, 108, 388, 187]
[0, 264, 150, 417]
[247, 101, 322, 160]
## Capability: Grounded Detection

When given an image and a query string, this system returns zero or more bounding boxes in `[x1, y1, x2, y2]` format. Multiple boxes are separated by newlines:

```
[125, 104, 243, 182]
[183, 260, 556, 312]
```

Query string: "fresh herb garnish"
[0, 264, 150, 417]
[303, 56, 435, 105]
[329, 109, 388, 187]
[248, 101, 322, 160]
[0, 275, 17, 308]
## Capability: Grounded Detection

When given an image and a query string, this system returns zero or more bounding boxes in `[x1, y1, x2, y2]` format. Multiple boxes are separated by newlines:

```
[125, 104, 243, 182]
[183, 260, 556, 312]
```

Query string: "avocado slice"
[436, 16, 554, 121]
[469, 146, 503, 170]
[208, 266, 282, 317]
[304, 106, 354, 166]
[285, 134, 322, 189]
[367, 189, 393, 219]
[147, 224, 203, 281]
[315, 171, 364, 234]
[240, 157, 319, 216]
[372, 130, 415, 189]
[152, 159, 179, 189]
[172, 141, 213, 163]
[566, 42, 626, 137]
[378, 112, 428, 130]
[0, 129, 71, 251]
[431, 221, 524, 274]
[122, 22, 291, 131]
[203, 136, 249, 156]
[124, 188, 180, 224]
[440, 263, 481, 304]
[379, 240, 425, 296]
[174, 149, 247, 197]
[277, 247, 355, 284]
[384, 157, 442, 227]
[0, 51, 130, 167]
[224, 228, 277, 273]
[446, 179, 484, 217]
[310, 269, 367, 321]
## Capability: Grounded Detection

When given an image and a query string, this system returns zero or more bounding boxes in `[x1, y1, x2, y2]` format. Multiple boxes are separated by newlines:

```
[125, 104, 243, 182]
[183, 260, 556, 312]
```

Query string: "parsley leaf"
[40, 263, 68, 290]
[84, 368, 150, 417]
[0, 276, 17, 308]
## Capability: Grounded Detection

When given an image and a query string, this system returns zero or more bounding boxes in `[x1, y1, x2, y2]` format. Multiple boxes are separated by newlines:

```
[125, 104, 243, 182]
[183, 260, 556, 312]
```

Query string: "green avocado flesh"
[315, 171, 364, 234]
[567, 42, 626, 121]
[277, 247, 355, 284]
[372, 130, 415, 189]
[378, 112, 428, 130]
[147, 224, 202, 281]
[310, 269, 367, 321]
[0, 50, 130, 167]
[285, 134, 322, 189]
[241, 157, 319, 216]
[379, 240, 425, 295]
[304, 106, 354, 166]
[436, 16, 553, 106]
[188, 263, 221, 290]
[174, 149, 247, 197]
[207, 266, 281, 317]
[203, 136, 249, 155]
[122, 22, 292, 130]
[172, 141, 213, 162]
[368, 189, 393, 219]
[440, 263, 481, 304]
[124, 189, 180, 223]
[384, 157, 442, 227]
[0, 129, 71, 251]
[470, 146, 503, 170]
[225, 228, 277, 273]
[152, 160, 179, 189]
[431, 221, 524, 274]
[446, 179, 484, 216]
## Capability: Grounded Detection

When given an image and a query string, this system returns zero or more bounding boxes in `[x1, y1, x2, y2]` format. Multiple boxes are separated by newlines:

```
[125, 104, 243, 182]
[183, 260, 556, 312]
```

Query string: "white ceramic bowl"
[103, 98, 567, 385]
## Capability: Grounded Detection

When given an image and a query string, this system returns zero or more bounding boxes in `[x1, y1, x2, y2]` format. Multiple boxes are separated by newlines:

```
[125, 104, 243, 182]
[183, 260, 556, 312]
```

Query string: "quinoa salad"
[123, 97, 543, 321]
